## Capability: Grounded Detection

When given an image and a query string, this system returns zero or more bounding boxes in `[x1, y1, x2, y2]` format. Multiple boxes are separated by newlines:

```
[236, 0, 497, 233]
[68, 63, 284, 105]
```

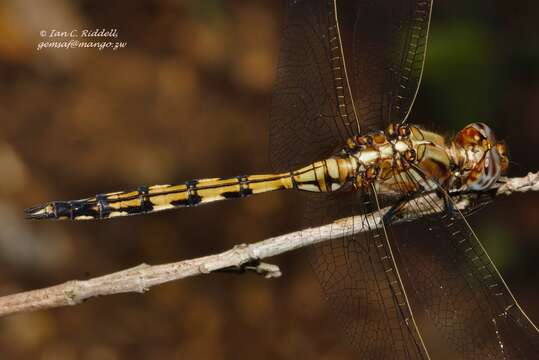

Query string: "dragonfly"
[25, 0, 539, 358]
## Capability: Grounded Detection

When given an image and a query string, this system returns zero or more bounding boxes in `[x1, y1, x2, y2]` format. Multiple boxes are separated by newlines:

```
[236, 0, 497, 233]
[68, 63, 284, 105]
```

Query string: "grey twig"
[0, 172, 536, 317]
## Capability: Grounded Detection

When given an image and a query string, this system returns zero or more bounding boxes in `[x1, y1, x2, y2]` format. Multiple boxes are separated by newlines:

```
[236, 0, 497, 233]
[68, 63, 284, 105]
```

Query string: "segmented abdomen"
[25, 158, 353, 220]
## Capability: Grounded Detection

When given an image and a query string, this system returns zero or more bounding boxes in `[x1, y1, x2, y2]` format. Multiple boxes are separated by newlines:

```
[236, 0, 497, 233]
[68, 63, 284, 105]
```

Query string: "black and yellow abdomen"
[25, 158, 354, 221]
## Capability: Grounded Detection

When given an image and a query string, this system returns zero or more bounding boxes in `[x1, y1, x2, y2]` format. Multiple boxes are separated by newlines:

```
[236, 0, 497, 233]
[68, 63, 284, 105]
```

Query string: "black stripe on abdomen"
[96, 193, 111, 219]
[138, 185, 154, 213]
[221, 176, 253, 199]
[170, 179, 201, 207]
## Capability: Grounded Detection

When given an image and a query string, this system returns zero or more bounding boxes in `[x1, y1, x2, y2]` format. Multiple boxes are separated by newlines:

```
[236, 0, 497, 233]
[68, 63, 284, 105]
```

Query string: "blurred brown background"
[0, 0, 538, 359]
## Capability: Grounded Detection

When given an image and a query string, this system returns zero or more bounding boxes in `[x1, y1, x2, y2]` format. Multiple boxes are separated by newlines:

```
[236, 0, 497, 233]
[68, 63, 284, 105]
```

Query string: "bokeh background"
[0, 0, 538, 359]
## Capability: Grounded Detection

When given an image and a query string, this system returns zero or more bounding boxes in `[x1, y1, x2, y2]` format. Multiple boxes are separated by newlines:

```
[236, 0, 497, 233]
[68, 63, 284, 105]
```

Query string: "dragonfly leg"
[382, 184, 435, 224]
[441, 192, 458, 217]
[382, 195, 413, 225]
[214, 259, 281, 278]
[382, 190, 457, 226]
[437, 187, 467, 219]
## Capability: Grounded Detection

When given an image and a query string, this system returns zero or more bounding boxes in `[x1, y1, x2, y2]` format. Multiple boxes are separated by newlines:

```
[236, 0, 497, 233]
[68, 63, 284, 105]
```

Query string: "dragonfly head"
[453, 122, 509, 191]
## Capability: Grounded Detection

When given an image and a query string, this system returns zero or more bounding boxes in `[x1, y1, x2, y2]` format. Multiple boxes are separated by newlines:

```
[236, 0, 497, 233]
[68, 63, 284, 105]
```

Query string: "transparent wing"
[269, 0, 358, 171]
[306, 189, 430, 359]
[268, 0, 435, 356]
[269, 0, 432, 171]
[337, 0, 432, 130]
[389, 168, 539, 358]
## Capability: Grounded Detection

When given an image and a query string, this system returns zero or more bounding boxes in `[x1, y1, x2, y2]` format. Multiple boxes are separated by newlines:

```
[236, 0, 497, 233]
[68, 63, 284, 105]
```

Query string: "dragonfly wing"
[337, 0, 432, 130]
[388, 168, 539, 358]
[306, 189, 430, 358]
[269, 0, 359, 171]
[269, 0, 433, 171]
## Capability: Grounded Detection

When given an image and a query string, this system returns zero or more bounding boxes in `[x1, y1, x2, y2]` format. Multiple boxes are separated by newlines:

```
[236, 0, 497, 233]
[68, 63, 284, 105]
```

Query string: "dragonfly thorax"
[336, 122, 508, 195]
[339, 124, 423, 191]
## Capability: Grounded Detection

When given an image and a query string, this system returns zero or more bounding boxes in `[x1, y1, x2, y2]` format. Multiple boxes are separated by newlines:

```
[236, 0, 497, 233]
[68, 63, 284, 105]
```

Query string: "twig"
[0, 172, 537, 317]
[496, 172, 539, 195]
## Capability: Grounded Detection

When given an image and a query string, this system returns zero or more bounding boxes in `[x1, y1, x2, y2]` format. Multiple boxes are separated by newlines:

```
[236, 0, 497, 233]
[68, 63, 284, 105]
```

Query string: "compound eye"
[457, 122, 496, 147]
[398, 125, 411, 137]
[470, 122, 497, 142]
[404, 149, 416, 162]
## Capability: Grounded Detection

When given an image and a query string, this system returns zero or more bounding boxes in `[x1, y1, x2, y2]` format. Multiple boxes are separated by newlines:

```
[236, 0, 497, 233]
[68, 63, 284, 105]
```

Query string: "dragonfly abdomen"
[26, 175, 282, 220]
[25, 159, 351, 221]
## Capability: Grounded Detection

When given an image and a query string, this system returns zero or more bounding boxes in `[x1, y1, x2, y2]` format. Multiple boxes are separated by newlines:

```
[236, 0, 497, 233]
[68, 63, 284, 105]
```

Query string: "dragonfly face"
[451, 122, 509, 191]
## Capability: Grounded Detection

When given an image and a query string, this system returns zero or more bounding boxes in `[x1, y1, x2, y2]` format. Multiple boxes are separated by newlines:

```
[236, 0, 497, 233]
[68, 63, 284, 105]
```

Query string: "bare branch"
[0, 172, 537, 317]
[496, 172, 539, 195]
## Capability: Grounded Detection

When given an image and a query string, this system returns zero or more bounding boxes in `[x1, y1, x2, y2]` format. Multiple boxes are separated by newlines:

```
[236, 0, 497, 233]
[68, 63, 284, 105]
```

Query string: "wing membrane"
[389, 168, 539, 358]
[269, 0, 358, 171]
[269, 0, 432, 171]
[307, 189, 429, 358]
[337, 0, 432, 130]
[263, 0, 539, 357]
